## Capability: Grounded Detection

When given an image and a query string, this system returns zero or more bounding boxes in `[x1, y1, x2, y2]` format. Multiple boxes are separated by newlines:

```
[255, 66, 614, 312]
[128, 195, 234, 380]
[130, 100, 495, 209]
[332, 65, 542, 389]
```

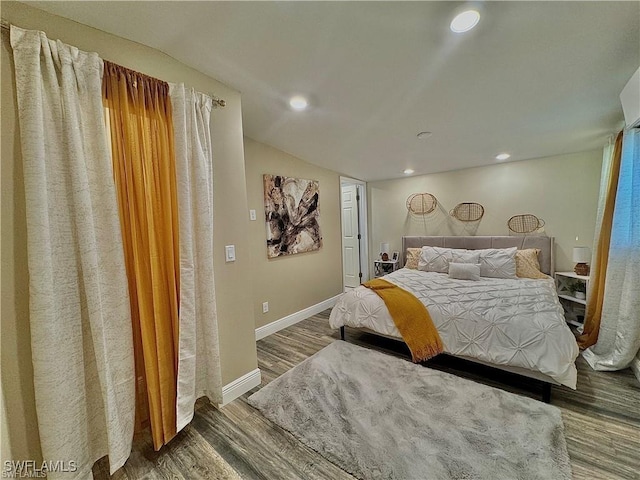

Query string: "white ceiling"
[24, 1, 639, 181]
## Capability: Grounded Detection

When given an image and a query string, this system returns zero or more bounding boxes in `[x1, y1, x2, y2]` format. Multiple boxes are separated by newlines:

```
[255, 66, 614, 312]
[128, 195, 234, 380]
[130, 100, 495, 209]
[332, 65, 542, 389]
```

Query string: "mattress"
[329, 268, 579, 389]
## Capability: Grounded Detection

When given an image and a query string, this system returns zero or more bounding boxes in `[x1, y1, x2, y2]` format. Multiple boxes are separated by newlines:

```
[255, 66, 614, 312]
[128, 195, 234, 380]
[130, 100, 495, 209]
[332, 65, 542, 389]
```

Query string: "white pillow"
[451, 250, 480, 264]
[449, 262, 481, 281]
[418, 246, 453, 273]
[476, 247, 518, 279]
[418, 247, 481, 273]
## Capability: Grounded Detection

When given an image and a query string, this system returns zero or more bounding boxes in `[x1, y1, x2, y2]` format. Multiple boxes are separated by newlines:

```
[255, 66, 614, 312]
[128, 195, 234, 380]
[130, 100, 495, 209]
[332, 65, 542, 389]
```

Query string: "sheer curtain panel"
[170, 84, 222, 431]
[10, 27, 135, 478]
[103, 62, 181, 451]
[583, 128, 640, 372]
[577, 132, 623, 348]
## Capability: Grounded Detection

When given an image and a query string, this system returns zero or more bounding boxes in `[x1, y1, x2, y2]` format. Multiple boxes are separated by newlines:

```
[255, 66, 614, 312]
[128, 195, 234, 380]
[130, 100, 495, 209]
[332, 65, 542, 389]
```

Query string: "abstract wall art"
[263, 174, 322, 258]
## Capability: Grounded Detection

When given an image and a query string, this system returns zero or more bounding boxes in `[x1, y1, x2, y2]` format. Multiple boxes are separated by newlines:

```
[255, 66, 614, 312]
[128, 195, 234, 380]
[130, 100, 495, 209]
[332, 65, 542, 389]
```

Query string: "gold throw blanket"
[363, 278, 444, 362]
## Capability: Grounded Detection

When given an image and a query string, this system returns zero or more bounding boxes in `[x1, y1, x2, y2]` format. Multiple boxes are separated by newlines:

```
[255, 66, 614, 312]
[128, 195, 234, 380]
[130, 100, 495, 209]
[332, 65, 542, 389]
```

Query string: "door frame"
[339, 176, 369, 287]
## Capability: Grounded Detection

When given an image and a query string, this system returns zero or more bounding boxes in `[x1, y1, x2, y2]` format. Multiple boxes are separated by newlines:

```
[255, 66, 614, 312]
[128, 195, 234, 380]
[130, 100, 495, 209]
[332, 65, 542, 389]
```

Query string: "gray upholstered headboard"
[402, 236, 554, 275]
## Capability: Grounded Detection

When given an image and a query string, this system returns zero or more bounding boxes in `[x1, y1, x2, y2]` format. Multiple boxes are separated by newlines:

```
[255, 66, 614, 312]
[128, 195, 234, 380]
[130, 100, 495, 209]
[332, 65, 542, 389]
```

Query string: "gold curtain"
[577, 131, 624, 349]
[103, 61, 180, 450]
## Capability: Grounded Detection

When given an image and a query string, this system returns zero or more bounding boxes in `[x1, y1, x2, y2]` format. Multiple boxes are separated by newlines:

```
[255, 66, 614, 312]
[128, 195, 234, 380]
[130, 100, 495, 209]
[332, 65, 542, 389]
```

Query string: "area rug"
[248, 341, 572, 480]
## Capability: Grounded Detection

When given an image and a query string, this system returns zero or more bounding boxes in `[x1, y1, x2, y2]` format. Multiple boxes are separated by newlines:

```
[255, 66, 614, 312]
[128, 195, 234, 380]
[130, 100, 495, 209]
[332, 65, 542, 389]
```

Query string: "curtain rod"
[0, 18, 226, 108]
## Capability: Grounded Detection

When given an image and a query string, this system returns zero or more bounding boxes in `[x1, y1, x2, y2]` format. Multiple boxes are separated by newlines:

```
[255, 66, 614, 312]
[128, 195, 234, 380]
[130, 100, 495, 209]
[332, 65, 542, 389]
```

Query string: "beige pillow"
[404, 248, 421, 269]
[516, 248, 549, 279]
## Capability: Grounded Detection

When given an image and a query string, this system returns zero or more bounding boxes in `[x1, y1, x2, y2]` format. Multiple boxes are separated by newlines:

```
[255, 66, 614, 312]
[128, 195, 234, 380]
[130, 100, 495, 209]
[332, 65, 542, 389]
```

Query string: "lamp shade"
[380, 242, 390, 254]
[573, 246, 590, 263]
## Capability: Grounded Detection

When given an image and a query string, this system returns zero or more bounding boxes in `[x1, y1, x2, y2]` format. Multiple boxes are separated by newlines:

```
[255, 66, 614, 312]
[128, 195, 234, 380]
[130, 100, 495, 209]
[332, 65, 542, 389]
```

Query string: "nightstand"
[374, 259, 399, 277]
[555, 271, 590, 327]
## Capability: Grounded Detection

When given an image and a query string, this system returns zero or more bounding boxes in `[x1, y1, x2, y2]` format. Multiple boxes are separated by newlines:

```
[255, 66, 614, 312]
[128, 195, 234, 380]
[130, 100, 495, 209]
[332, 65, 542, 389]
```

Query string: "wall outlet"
[262, 301, 269, 313]
[250, 209, 257, 221]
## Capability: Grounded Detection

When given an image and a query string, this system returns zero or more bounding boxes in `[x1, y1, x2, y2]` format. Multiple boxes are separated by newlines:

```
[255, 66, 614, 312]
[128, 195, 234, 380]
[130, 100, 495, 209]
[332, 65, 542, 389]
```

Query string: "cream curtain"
[170, 84, 222, 430]
[583, 128, 640, 372]
[11, 26, 135, 478]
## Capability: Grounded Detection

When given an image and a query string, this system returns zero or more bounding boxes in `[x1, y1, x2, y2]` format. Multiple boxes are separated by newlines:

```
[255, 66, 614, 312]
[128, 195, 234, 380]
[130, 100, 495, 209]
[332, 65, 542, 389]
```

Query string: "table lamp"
[380, 242, 389, 261]
[573, 246, 590, 276]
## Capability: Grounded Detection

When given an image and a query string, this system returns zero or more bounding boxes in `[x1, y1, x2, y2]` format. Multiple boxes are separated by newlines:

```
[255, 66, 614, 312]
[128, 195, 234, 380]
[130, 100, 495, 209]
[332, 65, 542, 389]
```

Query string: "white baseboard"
[219, 368, 261, 407]
[631, 356, 640, 385]
[255, 294, 342, 341]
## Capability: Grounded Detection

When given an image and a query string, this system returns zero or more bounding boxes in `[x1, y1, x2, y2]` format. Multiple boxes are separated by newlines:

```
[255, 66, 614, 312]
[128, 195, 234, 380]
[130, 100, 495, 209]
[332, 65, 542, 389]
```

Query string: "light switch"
[250, 209, 257, 221]
[225, 245, 236, 262]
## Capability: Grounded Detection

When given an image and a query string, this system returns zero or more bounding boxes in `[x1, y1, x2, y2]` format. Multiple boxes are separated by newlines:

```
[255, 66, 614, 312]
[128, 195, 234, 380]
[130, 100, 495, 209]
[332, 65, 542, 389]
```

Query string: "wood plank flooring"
[95, 310, 640, 479]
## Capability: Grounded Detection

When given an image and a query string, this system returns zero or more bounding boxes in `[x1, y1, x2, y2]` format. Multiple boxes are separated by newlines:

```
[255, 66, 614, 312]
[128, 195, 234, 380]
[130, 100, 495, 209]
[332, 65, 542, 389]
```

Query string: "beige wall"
[244, 138, 343, 329]
[1, 2, 257, 461]
[368, 150, 602, 272]
[1, 384, 13, 466]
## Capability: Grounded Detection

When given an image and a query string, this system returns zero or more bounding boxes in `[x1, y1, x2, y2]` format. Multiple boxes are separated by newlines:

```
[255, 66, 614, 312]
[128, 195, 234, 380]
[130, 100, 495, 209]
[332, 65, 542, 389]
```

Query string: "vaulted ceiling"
[25, 1, 639, 181]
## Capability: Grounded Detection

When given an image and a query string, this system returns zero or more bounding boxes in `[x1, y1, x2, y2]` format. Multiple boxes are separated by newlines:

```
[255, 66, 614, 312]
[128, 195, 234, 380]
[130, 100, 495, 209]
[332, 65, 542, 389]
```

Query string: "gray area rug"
[248, 341, 572, 480]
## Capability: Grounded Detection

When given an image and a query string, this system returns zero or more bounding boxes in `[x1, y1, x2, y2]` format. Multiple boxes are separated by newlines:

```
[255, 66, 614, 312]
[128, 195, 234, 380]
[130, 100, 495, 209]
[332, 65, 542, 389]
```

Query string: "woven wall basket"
[450, 202, 485, 222]
[406, 193, 438, 215]
[507, 214, 545, 234]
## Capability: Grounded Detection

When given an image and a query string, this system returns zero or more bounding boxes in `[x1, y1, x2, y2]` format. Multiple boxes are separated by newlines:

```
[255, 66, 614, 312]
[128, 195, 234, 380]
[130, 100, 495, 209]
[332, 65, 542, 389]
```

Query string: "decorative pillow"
[448, 262, 481, 281]
[404, 248, 421, 270]
[451, 250, 481, 265]
[418, 246, 454, 273]
[516, 248, 549, 279]
[476, 247, 518, 279]
[404, 248, 421, 269]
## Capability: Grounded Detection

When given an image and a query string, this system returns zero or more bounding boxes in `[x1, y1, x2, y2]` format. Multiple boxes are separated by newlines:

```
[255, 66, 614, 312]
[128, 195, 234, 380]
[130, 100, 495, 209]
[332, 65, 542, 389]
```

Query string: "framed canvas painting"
[263, 174, 322, 258]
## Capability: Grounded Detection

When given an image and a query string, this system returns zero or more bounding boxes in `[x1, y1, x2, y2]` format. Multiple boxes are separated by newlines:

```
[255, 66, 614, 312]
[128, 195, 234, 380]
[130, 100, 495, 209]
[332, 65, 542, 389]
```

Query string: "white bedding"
[329, 268, 579, 388]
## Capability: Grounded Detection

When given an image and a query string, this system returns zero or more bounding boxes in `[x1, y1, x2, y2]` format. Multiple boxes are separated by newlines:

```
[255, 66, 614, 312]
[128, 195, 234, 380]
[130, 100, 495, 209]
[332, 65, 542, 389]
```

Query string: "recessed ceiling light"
[496, 153, 511, 161]
[404, 169, 415, 175]
[450, 10, 480, 33]
[417, 131, 432, 139]
[289, 95, 308, 111]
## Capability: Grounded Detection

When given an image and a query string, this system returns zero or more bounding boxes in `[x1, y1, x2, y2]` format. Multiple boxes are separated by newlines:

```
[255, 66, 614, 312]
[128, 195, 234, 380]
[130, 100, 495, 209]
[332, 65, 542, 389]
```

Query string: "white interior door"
[341, 184, 361, 288]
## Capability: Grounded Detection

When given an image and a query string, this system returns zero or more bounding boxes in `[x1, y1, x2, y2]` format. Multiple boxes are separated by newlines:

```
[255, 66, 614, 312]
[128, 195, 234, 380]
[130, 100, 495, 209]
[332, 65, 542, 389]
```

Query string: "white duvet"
[329, 268, 579, 388]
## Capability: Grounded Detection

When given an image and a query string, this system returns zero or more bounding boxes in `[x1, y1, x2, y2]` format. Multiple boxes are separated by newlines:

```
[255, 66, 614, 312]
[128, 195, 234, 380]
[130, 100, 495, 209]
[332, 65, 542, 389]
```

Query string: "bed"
[329, 236, 579, 399]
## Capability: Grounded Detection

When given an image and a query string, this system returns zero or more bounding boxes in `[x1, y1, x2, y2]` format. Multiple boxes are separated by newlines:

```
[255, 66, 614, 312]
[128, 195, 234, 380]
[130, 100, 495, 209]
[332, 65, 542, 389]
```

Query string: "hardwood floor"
[96, 310, 640, 479]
